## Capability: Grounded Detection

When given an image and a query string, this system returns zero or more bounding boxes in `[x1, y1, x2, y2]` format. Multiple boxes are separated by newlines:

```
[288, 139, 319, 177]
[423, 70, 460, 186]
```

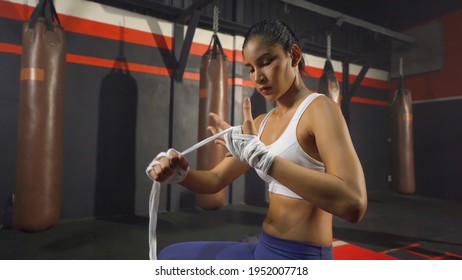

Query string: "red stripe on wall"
[0, 41, 388, 107]
[0, 1, 229, 59]
[0, 1, 174, 50]
[0, 42, 21, 55]
[0, 0, 389, 105]
[306, 66, 389, 90]
[1, 1, 388, 91]
[232, 77, 254, 88]
[361, 77, 388, 90]
[1, 42, 388, 106]
[183, 71, 200, 81]
[0, 1, 29, 21]
[63, 16, 174, 50]
[305, 66, 324, 78]
[351, 96, 388, 107]
[67, 54, 173, 77]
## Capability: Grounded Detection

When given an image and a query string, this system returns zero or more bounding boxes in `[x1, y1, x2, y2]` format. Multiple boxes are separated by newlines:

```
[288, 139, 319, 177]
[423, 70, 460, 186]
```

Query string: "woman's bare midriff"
[262, 192, 333, 246]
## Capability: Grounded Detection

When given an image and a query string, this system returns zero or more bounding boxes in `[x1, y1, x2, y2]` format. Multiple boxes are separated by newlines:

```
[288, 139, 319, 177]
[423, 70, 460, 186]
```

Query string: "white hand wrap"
[224, 126, 275, 174]
[145, 148, 189, 260]
[145, 148, 190, 183]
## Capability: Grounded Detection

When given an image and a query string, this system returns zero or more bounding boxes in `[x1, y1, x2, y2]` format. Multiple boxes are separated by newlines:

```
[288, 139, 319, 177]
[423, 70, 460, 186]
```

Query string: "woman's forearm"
[179, 169, 223, 194]
[179, 156, 250, 195]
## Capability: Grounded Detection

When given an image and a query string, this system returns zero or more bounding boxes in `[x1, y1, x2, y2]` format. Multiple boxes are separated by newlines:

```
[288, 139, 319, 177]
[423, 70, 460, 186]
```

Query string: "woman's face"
[243, 37, 296, 102]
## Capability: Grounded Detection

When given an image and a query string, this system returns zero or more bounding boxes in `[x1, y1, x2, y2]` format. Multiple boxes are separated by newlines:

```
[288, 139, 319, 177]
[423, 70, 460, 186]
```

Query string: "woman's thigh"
[158, 241, 257, 260]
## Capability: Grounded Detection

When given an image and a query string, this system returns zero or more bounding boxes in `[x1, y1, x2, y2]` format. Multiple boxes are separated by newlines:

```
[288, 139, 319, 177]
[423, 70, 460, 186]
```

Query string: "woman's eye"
[262, 59, 273, 66]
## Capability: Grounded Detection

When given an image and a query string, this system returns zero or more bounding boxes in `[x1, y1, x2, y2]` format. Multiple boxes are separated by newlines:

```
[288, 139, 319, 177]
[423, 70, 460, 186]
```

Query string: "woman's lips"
[260, 87, 271, 94]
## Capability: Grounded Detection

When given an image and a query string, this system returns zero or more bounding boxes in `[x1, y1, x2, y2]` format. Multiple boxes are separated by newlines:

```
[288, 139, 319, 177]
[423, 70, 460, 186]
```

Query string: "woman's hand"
[209, 97, 275, 174]
[208, 97, 257, 149]
[148, 149, 190, 183]
[241, 97, 257, 135]
[207, 112, 231, 149]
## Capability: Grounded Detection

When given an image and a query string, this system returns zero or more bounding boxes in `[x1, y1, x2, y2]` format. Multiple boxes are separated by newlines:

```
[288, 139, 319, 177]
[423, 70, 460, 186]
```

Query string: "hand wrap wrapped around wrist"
[145, 148, 190, 183]
[224, 126, 275, 174]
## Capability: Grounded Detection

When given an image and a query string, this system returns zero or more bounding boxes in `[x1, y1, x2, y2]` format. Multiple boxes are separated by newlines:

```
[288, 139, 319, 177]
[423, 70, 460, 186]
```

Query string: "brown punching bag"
[318, 34, 340, 104]
[13, 0, 66, 231]
[195, 34, 229, 210]
[390, 75, 416, 194]
[317, 59, 340, 104]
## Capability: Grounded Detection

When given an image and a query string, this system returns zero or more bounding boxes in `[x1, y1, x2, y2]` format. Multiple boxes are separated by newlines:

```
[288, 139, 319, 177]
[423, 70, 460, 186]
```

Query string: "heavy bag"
[13, 0, 66, 231]
[195, 34, 229, 209]
[390, 76, 415, 194]
[317, 59, 340, 104]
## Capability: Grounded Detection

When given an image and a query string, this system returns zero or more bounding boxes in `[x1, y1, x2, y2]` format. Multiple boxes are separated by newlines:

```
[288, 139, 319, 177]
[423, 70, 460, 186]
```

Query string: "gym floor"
[1, 190, 461, 260]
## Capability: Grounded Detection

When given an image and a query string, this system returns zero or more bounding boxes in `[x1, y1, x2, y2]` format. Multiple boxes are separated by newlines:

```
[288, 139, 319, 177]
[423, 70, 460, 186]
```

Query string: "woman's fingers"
[209, 112, 231, 131]
[167, 150, 190, 172]
[242, 97, 257, 135]
[150, 164, 164, 181]
[207, 126, 219, 135]
[213, 138, 227, 148]
[242, 97, 253, 122]
[208, 113, 233, 150]
[177, 153, 190, 171]
[159, 156, 173, 176]
[149, 151, 187, 182]
[209, 97, 256, 135]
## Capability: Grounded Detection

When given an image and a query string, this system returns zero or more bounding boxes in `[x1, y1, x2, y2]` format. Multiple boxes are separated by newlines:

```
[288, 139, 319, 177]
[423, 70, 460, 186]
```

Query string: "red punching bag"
[13, 0, 66, 231]
[195, 34, 229, 210]
[390, 76, 416, 194]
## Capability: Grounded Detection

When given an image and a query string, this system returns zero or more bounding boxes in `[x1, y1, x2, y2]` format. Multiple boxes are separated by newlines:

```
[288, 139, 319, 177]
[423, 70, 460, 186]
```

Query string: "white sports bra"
[255, 93, 326, 199]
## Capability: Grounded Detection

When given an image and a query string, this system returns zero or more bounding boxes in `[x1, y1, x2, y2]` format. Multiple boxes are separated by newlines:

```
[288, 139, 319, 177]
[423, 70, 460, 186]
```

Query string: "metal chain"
[399, 56, 403, 77]
[213, 5, 219, 34]
[327, 33, 332, 60]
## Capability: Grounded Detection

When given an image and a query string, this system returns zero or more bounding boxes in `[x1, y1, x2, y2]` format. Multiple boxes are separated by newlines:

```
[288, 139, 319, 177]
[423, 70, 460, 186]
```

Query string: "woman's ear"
[290, 44, 302, 67]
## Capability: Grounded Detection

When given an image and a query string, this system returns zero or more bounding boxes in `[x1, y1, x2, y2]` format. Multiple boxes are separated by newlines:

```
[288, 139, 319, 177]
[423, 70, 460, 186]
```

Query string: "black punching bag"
[195, 34, 229, 210]
[390, 76, 416, 194]
[13, 0, 66, 231]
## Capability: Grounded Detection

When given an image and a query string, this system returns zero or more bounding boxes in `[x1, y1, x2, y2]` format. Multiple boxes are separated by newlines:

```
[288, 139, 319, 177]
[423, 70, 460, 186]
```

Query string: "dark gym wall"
[0, 0, 391, 221]
[392, 9, 462, 201]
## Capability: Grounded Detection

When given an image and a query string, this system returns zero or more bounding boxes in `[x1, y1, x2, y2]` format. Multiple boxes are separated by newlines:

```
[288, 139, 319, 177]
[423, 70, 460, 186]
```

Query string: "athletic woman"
[148, 19, 367, 260]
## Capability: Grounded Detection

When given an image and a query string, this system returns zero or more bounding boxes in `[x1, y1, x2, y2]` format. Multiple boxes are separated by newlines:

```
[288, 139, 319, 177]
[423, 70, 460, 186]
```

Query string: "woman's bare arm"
[268, 96, 367, 223]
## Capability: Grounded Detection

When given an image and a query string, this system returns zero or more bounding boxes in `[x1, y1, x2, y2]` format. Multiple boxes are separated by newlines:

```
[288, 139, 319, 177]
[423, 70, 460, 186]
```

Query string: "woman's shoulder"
[300, 93, 344, 131]
[308, 93, 340, 115]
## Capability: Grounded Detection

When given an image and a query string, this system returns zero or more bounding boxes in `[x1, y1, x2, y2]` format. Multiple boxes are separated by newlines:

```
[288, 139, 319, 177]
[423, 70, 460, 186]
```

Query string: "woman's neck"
[275, 75, 310, 113]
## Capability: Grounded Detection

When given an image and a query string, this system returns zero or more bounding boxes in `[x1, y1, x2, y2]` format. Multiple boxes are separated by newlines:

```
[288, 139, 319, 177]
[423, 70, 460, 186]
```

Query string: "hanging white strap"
[148, 181, 161, 260]
[147, 126, 234, 260]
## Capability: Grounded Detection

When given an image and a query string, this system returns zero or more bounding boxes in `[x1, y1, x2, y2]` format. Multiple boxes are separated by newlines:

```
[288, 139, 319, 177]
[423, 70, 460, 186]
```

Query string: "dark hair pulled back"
[243, 19, 306, 73]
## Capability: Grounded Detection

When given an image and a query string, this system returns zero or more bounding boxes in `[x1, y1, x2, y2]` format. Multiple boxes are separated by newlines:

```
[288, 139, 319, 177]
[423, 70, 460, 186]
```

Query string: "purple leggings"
[157, 230, 334, 260]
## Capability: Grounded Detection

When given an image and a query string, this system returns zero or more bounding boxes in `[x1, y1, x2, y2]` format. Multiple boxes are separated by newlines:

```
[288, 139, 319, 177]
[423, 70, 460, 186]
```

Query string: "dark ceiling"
[306, 0, 462, 31]
[90, 0, 462, 69]
[97, 0, 462, 31]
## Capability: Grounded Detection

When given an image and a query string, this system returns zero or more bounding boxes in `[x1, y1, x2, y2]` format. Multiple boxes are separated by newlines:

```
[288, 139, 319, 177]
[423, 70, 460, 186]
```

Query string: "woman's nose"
[254, 69, 266, 84]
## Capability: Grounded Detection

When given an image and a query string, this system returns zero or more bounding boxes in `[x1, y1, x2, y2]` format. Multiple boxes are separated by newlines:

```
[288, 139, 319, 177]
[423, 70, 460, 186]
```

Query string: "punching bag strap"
[207, 34, 226, 58]
[29, 0, 61, 31]
[206, 5, 226, 59]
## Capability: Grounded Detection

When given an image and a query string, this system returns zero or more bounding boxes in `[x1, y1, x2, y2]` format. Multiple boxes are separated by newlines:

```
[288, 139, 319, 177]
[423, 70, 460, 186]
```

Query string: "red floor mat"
[333, 240, 462, 260]
[381, 243, 462, 260]
[333, 241, 398, 260]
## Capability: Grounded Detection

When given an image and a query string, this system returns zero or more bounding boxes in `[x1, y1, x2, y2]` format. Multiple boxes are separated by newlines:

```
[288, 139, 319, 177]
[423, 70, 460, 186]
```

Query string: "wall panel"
[0, 0, 392, 221]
